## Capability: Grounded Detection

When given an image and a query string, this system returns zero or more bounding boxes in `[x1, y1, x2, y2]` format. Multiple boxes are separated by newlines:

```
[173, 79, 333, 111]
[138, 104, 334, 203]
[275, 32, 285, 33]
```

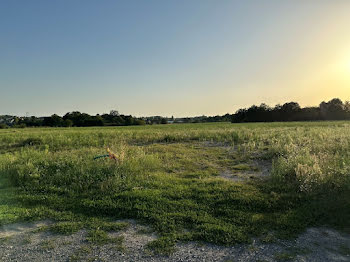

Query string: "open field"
[1, 122, 350, 261]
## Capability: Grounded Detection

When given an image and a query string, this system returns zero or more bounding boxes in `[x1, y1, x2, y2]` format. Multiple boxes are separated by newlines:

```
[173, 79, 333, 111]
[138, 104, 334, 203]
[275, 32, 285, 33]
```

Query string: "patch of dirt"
[219, 159, 272, 182]
[1, 220, 349, 262]
[0, 220, 52, 238]
[201, 141, 272, 182]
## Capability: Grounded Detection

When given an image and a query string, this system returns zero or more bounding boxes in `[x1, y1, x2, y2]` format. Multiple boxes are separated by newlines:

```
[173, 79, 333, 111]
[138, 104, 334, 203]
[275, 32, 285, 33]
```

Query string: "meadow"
[0, 122, 349, 254]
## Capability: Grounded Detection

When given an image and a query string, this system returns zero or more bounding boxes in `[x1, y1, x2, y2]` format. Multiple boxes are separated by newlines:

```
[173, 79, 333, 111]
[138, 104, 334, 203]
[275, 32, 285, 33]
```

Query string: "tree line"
[1, 98, 350, 128]
[232, 98, 350, 122]
[0, 111, 146, 128]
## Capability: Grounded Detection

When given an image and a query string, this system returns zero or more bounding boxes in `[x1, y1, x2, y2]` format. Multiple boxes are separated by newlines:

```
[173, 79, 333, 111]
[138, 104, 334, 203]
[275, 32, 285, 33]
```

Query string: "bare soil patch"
[1, 221, 349, 262]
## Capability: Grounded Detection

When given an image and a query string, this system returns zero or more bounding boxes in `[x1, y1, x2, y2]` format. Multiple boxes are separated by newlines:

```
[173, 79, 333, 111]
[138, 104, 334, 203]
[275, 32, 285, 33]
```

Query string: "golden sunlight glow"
[340, 52, 350, 96]
[316, 49, 350, 100]
[330, 50, 350, 83]
[342, 51, 350, 75]
[346, 57, 350, 73]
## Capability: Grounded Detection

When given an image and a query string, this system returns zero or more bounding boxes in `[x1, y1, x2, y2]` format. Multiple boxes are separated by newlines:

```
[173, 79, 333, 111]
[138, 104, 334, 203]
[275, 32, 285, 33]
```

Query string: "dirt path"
[1, 220, 349, 262]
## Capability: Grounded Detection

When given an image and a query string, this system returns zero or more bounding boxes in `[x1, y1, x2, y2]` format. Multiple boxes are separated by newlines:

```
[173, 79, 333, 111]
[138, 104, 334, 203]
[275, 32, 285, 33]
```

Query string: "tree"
[231, 98, 350, 123]
[110, 110, 119, 116]
[320, 98, 346, 120]
[43, 114, 63, 127]
[133, 119, 146, 125]
[63, 119, 73, 127]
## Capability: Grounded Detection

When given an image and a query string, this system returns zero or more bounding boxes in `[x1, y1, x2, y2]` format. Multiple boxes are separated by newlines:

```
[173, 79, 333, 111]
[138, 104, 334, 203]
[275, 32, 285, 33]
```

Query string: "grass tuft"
[146, 237, 176, 256]
[48, 221, 84, 235]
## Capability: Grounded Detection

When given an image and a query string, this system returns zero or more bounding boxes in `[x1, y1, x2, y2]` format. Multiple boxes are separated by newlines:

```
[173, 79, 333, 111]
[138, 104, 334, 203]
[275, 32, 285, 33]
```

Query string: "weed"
[86, 229, 109, 244]
[86, 229, 124, 246]
[48, 221, 84, 235]
[261, 232, 277, 243]
[146, 237, 176, 256]
[40, 239, 56, 250]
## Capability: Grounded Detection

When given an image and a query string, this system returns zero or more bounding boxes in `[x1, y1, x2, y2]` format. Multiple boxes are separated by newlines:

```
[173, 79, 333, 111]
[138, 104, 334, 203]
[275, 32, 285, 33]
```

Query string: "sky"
[1, 0, 350, 117]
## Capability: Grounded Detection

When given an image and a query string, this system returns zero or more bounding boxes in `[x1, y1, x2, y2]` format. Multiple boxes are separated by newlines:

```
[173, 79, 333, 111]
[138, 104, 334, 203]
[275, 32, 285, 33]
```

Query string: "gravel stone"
[1, 220, 349, 262]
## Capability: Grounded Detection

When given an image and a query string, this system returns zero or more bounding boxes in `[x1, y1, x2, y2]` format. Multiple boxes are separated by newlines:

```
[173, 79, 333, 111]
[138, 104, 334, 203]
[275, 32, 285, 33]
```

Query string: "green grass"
[86, 229, 124, 246]
[0, 122, 349, 253]
[146, 236, 177, 255]
[44, 221, 84, 235]
[38, 220, 128, 235]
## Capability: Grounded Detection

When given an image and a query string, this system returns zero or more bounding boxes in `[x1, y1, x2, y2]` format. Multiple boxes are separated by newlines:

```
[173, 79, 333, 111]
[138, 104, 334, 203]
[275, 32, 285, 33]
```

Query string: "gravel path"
[1, 220, 349, 262]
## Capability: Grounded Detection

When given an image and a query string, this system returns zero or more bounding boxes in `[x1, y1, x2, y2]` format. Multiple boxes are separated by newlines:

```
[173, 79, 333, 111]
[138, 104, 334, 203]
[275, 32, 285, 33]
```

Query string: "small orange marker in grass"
[106, 147, 118, 161]
[93, 147, 118, 162]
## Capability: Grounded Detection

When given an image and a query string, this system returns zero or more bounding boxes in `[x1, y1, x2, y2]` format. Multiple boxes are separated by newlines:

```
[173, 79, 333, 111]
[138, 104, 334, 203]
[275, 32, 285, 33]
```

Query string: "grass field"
[0, 122, 349, 254]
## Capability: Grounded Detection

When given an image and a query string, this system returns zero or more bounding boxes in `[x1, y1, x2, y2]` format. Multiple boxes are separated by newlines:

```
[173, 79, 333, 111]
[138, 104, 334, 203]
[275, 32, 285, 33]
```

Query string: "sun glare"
[332, 51, 350, 82]
[343, 51, 350, 74]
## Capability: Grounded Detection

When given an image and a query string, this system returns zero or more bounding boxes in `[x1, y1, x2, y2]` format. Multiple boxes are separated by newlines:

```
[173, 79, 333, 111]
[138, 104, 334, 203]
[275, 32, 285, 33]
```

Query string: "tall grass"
[0, 122, 349, 249]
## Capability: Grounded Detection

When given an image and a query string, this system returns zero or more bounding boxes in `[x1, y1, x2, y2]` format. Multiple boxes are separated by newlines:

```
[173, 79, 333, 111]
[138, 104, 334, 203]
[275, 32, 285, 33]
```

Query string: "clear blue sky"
[1, 0, 350, 117]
